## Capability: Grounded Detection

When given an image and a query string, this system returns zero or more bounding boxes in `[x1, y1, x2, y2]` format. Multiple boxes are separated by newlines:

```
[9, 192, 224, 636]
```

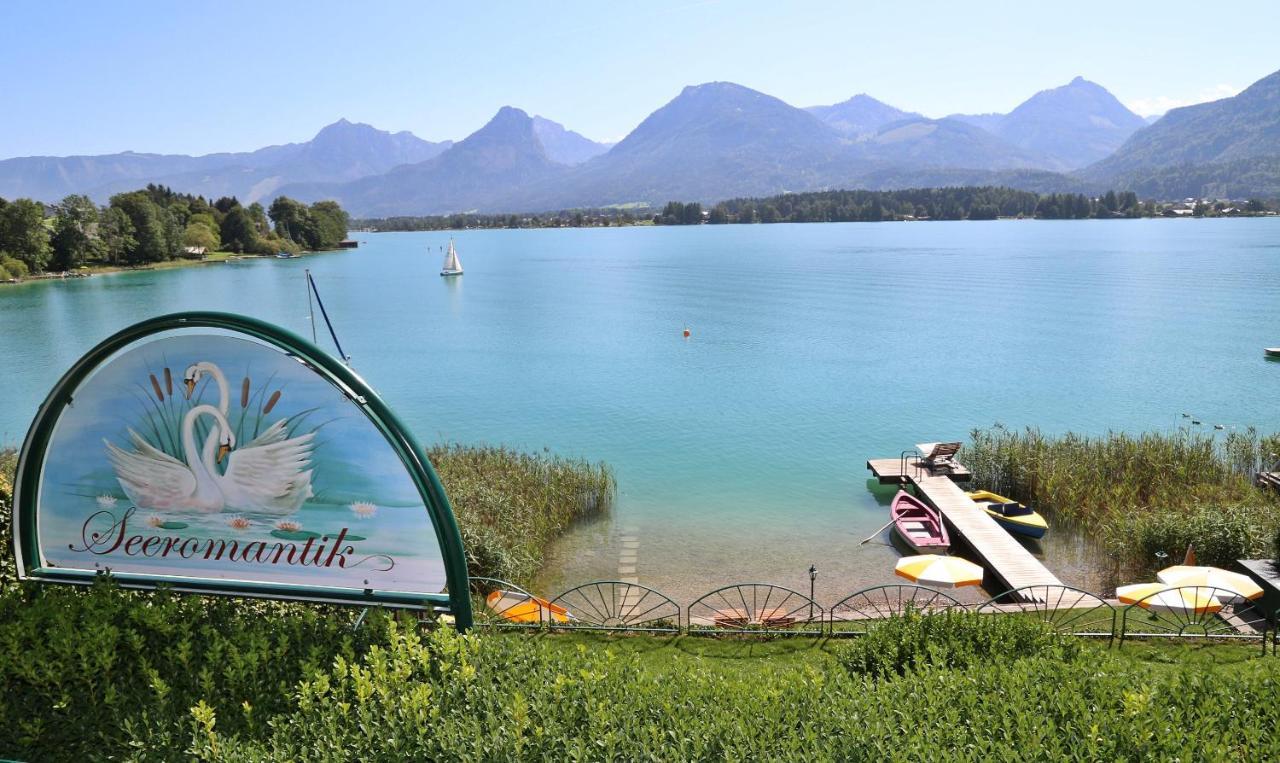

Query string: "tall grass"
[427, 444, 615, 586]
[0, 448, 15, 584]
[967, 425, 1280, 573]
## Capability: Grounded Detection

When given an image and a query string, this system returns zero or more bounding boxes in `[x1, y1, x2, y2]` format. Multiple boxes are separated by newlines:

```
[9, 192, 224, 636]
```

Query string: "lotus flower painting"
[34, 333, 447, 594]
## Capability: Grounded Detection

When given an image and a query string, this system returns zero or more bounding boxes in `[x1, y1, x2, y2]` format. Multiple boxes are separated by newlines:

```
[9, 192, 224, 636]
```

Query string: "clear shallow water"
[3, 220, 1279, 602]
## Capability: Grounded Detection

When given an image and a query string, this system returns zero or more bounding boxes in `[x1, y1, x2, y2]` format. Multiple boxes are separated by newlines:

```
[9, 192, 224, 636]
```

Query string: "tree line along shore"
[353, 186, 1280, 231]
[0, 185, 350, 282]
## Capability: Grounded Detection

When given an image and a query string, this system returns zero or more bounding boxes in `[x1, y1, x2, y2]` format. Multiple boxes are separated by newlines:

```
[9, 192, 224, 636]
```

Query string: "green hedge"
[835, 609, 1083, 676]
[1, 583, 1278, 761]
[0, 581, 393, 761]
[189, 622, 1280, 761]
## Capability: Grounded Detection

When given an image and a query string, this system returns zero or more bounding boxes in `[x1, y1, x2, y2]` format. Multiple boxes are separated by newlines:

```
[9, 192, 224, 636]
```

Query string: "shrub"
[835, 609, 1083, 677]
[0, 254, 29, 280]
[184, 624, 1280, 762]
[1105, 502, 1275, 574]
[0, 579, 393, 761]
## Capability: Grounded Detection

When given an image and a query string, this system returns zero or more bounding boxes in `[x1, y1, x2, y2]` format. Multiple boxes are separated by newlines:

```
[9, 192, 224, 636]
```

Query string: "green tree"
[268, 196, 311, 244]
[308, 200, 349, 249]
[50, 194, 100, 270]
[219, 206, 259, 253]
[182, 222, 219, 252]
[0, 198, 52, 272]
[99, 206, 135, 265]
[110, 192, 171, 264]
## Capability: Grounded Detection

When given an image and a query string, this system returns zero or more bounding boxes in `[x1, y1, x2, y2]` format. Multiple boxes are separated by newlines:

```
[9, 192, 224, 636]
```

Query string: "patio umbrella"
[1155, 565, 1263, 603]
[1115, 583, 1223, 615]
[894, 554, 984, 589]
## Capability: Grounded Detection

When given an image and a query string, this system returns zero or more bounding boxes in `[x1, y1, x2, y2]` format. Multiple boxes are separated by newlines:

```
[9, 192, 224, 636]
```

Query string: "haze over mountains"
[3, 68, 1278, 215]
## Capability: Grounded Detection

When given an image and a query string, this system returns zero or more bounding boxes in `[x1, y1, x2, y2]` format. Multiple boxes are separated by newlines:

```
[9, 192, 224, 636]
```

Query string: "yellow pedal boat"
[965, 490, 1048, 539]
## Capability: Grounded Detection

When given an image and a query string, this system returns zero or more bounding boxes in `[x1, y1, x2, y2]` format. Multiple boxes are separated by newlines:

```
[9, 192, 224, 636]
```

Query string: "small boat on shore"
[440, 238, 463, 276]
[485, 589, 572, 624]
[965, 490, 1048, 539]
[275, 252, 297, 259]
[890, 490, 950, 554]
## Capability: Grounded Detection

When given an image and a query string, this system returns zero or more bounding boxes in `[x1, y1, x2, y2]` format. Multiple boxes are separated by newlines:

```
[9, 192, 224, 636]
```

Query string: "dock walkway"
[868, 454, 1062, 596]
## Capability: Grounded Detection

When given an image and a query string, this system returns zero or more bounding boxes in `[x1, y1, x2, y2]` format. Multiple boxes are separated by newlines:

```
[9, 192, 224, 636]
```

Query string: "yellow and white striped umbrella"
[894, 554, 984, 589]
[1155, 565, 1263, 603]
[1116, 583, 1223, 615]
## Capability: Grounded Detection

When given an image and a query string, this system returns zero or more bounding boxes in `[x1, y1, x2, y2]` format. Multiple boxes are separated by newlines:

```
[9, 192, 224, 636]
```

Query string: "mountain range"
[3, 68, 1278, 215]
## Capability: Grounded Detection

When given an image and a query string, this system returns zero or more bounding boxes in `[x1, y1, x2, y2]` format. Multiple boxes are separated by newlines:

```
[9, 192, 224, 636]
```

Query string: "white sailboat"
[440, 239, 463, 276]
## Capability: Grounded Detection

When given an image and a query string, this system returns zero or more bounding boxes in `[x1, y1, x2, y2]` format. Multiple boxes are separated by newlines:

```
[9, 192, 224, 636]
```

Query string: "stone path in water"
[618, 525, 641, 613]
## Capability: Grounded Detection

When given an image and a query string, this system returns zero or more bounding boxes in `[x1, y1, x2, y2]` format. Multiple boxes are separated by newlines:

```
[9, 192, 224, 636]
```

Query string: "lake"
[3, 219, 1279, 602]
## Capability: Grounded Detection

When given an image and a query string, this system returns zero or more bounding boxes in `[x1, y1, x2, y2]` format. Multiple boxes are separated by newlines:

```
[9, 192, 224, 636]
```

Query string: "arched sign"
[12, 312, 471, 628]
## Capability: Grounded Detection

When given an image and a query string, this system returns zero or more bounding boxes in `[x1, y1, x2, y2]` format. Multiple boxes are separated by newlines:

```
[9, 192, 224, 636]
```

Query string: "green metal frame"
[11, 311, 473, 629]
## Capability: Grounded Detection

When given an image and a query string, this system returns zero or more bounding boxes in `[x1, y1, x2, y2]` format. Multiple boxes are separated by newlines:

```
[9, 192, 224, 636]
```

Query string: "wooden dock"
[868, 454, 1062, 596]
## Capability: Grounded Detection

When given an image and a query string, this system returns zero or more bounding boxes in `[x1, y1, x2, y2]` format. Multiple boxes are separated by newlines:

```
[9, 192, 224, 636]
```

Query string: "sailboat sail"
[440, 239, 463, 276]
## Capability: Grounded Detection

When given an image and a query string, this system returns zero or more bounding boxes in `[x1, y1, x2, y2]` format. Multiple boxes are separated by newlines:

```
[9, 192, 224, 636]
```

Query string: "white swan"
[184, 360, 315, 514]
[184, 361, 291, 451]
[105, 404, 232, 513]
[214, 426, 316, 515]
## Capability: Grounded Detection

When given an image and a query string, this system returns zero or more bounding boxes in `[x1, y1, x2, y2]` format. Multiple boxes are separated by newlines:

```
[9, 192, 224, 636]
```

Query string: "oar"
[860, 517, 896, 544]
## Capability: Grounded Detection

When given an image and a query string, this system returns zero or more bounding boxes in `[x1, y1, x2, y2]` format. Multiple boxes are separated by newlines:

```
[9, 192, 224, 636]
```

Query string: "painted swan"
[105, 404, 232, 512]
[183, 360, 316, 514]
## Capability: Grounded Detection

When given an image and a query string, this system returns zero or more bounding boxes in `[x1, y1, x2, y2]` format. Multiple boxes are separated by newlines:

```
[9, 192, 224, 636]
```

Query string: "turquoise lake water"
[3, 219, 1279, 601]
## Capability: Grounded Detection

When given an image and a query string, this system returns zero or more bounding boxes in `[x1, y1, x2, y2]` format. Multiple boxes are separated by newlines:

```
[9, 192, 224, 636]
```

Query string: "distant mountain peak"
[806, 93, 919, 139]
[531, 116, 612, 165]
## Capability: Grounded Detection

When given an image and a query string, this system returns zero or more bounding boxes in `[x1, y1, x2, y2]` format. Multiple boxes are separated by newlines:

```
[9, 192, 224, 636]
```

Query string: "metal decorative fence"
[829, 584, 964, 637]
[1118, 585, 1272, 655]
[550, 581, 682, 634]
[461, 576, 1275, 652]
[686, 583, 825, 636]
[976, 585, 1116, 645]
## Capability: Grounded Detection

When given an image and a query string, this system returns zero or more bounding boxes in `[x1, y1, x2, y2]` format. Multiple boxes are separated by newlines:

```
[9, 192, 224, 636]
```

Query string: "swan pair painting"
[104, 360, 315, 515]
[34, 332, 448, 593]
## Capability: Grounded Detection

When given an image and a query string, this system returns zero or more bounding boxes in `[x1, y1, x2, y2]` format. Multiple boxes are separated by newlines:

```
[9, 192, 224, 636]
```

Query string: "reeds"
[967, 425, 1280, 573]
[427, 443, 616, 586]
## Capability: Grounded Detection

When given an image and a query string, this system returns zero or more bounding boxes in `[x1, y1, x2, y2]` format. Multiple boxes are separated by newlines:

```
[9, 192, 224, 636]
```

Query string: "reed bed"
[427, 443, 616, 586]
[967, 425, 1280, 573]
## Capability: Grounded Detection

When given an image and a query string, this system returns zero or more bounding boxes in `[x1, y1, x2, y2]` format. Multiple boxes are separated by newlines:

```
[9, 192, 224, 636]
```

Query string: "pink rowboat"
[890, 491, 950, 554]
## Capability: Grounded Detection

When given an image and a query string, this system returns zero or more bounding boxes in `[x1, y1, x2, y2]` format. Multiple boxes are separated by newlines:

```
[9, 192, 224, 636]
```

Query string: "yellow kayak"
[965, 490, 1048, 539]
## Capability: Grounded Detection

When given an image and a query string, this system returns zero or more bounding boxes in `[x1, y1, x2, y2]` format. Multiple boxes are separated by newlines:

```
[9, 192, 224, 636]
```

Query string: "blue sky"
[2, 0, 1277, 157]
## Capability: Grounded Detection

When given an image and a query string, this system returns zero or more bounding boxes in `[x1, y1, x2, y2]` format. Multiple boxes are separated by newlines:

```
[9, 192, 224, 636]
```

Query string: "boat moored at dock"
[890, 490, 950, 553]
[965, 490, 1048, 539]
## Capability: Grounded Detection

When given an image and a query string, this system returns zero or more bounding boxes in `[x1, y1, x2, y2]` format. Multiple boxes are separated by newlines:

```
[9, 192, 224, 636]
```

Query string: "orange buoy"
[683, 327, 691, 338]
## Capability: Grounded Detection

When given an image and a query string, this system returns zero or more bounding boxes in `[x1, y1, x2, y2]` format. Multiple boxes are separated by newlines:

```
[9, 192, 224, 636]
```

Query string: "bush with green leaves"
[0, 580, 393, 761]
[1106, 502, 1274, 573]
[0, 253, 28, 280]
[184, 623, 1280, 761]
[834, 609, 1084, 677]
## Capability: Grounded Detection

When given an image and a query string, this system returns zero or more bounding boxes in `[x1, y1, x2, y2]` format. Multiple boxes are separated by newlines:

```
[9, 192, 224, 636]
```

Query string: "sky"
[1, 0, 1277, 158]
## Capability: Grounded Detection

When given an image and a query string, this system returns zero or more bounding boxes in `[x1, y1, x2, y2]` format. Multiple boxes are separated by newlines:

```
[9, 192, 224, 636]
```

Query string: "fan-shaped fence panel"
[549, 581, 681, 633]
[1119, 585, 1271, 655]
[976, 585, 1116, 643]
[467, 576, 564, 630]
[829, 584, 964, 637]
[687, 583, 824, 636]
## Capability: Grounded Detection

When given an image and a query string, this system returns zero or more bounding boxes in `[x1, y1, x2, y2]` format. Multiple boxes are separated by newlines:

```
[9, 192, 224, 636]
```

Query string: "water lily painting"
[34, 333, 447, 594]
